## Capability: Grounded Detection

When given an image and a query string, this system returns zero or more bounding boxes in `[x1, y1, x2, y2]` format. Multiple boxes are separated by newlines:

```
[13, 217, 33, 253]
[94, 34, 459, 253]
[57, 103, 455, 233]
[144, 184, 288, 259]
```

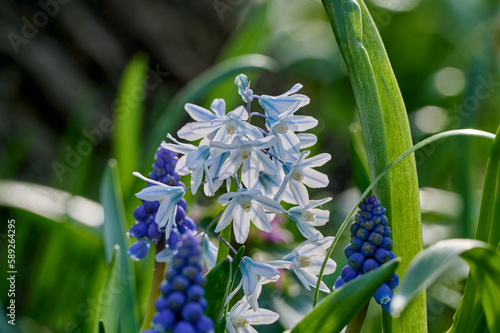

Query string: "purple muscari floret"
[144, 235, 214, 333]
[334, 195, 399, 313]
[128, 143, 197, 261]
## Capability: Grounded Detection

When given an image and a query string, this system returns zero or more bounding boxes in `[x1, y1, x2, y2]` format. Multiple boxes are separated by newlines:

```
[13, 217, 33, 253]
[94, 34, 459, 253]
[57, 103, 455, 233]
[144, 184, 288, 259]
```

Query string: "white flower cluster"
[134, 74, 337, 332]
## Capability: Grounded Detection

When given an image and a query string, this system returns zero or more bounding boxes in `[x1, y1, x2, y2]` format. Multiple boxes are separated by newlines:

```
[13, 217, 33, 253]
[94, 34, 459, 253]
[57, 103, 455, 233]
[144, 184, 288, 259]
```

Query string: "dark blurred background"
[1, 0, 500, 332]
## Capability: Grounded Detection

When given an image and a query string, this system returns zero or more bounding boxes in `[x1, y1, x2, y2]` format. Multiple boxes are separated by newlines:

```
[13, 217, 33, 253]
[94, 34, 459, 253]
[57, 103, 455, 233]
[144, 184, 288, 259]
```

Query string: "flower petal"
[185, 103, 217, 122]
[244, 308, 280, 325]
[253, 194, 286, 213]
[249, 206, 273, 233]
[297, 133, 317, 149]
[215, 201, 237, 233]
[289, 180, 310, 208]
[302, 153, 331, 168]
[233, 206, 250, 244]
[211, 98, 226, 118]
[302, 168, 329, 188]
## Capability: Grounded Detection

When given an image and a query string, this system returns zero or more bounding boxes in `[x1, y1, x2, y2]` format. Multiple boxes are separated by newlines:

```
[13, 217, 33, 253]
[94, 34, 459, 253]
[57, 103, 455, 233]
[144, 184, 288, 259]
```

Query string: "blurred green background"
[1, 0, 500, 332]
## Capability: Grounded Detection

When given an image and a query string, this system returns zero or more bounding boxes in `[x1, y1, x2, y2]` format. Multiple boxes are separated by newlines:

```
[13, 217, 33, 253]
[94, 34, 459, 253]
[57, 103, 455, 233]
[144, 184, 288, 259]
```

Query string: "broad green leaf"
[322, 0, 424, 330]
[205, 246, 244, 333]
[99, 160, 139, 333]
[112, 52, 149, 195]
[349, 123, 370, 192]
[449, 124, 500, 332]
[145, 54, 278, 161]
[94, 246, 121, 333]
[392, 239, 500, 331]
[291, 258, 399, 333]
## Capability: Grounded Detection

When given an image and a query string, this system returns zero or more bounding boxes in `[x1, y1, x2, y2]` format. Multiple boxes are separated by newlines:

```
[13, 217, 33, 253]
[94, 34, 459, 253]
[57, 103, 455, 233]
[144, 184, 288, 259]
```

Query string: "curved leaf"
[94, 246, 121, 333]
[391, 238, 500, 332]
[205, 246, 244, 333]
[292, 258, 399, 333]
[99, 160, 139, 333]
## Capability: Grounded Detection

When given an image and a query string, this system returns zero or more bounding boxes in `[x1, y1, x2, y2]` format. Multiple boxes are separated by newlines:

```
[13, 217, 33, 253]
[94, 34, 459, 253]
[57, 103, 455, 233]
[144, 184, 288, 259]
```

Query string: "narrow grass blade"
[448, 124, 500, 332]
[291, 258, 399, 333]
[112, 52, 149, 195]
[99, 160, 139, 333]
[94, 245, 121, 333]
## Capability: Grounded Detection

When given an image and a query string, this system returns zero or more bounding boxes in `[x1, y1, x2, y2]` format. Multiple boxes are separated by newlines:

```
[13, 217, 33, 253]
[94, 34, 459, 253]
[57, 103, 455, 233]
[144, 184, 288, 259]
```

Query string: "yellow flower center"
[226, 120, 237, 134]
[236, 316, 248, 327]
[240, 146, 253, 160]
[240, 200, 252, 212]
[302, 210, 315, 222]
[276, 122, 288, 134]
[291, 169, 305, 182]
[298, 255, 311, 268]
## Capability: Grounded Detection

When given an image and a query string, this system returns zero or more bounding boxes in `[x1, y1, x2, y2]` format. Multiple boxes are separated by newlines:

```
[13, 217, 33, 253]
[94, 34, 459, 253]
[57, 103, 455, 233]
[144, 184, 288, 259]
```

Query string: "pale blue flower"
[176, 98, 226, 142]
[274, 151, 331, 207]
[259, 83, 310, 127]
[178, 100, 262, 144]
[155, 247, 174, 263]
[198, 233, 218, 270]
[215, 189, 285, 244]
[288, 197, 332, 238]
[162, 134, 214, 196]
[268, 233, 336, 293]
[226, 295, 279, 333]
[133, 172, 185, 240]
[268, 112, 318, 160]
[240, 256, 280, 310]
[211, 135, 278, 189]
[235, 74, 254, 103]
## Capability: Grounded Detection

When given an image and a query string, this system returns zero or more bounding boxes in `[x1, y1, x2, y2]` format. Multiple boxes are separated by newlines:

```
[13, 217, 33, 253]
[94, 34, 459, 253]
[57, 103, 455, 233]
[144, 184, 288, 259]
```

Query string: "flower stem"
[139, 238, 166, 331]
[345, 303, 369, 333]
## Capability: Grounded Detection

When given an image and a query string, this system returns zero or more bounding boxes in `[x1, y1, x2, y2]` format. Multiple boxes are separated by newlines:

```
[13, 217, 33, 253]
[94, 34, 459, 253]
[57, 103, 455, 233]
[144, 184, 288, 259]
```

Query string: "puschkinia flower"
[239, 257, 280, 310]
[177, 100, 261, 144]
[134, 175, 185, 240]
[274, 151, 331, 207]
[268, 112, 318, 160]
[210, 135, 278, 188]
[288, 197, 332, 238]
[258, 83, 310, 127]
[215, 189, 286, 244]
[334, 195, 399, 313]
[226, 294, 279, 333]
[198, 233, 218, 270]
[268, 233, 336, 292]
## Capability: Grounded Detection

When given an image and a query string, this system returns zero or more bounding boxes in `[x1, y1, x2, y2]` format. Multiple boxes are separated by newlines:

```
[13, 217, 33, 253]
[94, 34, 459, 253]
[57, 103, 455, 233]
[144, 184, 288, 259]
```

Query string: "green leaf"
[145, 54, 278, 161]
[291, 258, 399, 333]
[448, 124, 500, 332]
[205, 246, 244, 333]
[99, 160, 139, 333]
[112, 51, 149, 195]
[392, 239, 500, 331]
[321, 0, 425, 330]
[94, 246, 121, 333]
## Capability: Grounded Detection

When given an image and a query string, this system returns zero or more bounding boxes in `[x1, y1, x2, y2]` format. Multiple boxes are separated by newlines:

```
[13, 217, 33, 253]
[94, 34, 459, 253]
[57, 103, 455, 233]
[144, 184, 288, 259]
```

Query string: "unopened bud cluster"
[334, 195, 399, 313]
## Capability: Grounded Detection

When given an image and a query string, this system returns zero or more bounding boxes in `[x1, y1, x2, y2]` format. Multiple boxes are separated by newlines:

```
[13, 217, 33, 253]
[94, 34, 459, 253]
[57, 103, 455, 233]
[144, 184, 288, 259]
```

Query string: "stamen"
[298, 255, 311, 267]
[291, 169, 305, 182]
